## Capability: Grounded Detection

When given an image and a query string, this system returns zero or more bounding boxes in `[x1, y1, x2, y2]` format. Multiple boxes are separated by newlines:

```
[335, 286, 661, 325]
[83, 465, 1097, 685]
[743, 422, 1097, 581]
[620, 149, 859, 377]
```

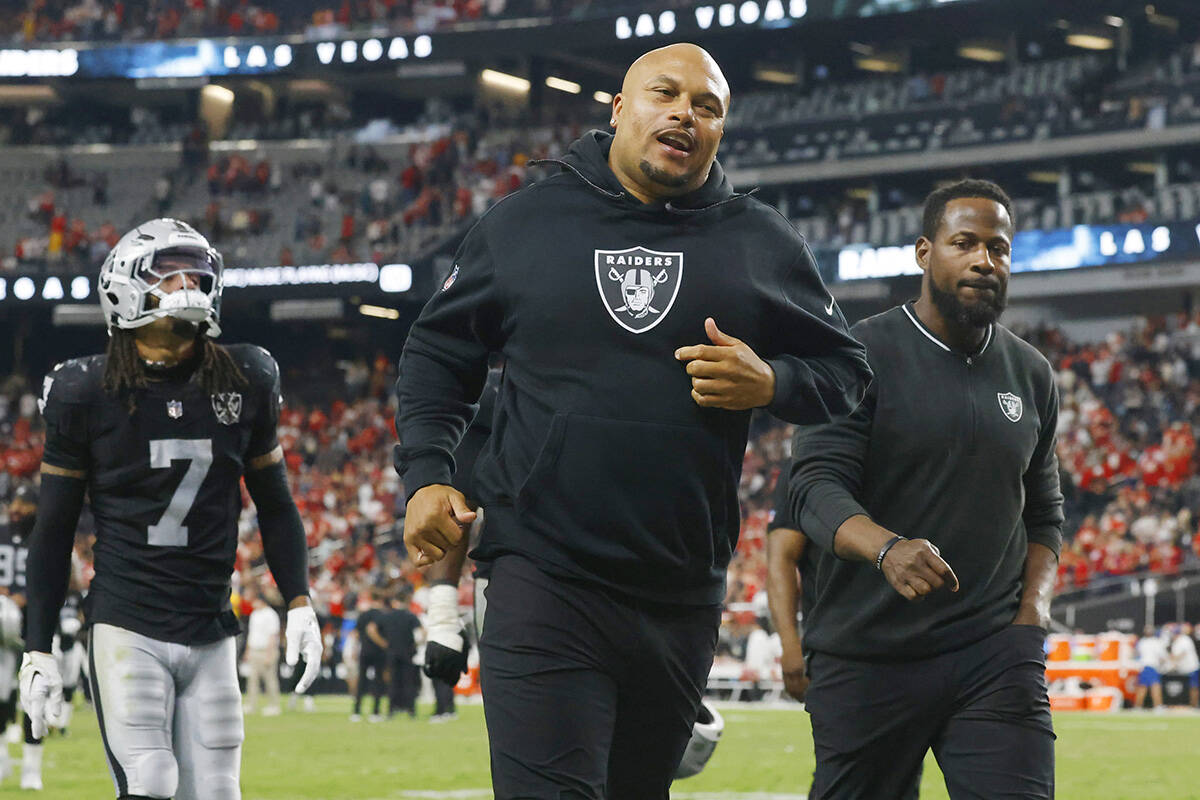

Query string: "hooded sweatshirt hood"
[549, 129, 741, 211]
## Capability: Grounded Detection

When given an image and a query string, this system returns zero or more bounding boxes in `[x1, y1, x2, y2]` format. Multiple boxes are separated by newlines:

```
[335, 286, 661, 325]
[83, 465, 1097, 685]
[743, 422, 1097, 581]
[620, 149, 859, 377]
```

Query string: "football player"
[19, 219, 322, 800]
[0, 484, 43, 789]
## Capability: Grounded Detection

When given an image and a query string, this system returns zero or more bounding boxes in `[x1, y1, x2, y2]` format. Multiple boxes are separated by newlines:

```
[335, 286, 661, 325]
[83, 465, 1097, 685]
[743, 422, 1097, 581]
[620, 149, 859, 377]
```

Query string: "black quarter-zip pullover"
[790, 302, 1063, 659]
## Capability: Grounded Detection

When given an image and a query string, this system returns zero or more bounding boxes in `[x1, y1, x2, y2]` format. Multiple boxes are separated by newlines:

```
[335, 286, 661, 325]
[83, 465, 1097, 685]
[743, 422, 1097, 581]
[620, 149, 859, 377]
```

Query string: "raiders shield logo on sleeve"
[997, 392, 1023, 422]
[594, 246, 683, 334]
[211, 392, 242, 425]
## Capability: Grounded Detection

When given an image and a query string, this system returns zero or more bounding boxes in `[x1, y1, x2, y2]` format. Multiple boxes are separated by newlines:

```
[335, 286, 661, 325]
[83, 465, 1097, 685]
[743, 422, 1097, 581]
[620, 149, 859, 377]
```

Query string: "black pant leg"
[387, 657, 404, 716]
[478, 556, 618, 800]
[806, 652, 939, 800]
[933, 625, 1055, 800]
[606, 602, 720, 800]
[406, 664, 421, 713]
[433, 677, 456, 715]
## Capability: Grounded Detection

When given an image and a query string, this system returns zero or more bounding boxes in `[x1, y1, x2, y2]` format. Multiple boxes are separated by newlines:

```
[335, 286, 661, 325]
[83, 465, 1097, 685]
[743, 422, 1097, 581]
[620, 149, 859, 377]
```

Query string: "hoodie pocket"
[515, 413, 736, 589]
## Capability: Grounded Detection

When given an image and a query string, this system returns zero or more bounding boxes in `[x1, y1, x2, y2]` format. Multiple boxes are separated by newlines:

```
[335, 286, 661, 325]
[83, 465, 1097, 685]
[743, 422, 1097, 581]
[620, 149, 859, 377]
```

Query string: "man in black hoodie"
[789, 180, 1061, 799]
[394, 43, 872, 799]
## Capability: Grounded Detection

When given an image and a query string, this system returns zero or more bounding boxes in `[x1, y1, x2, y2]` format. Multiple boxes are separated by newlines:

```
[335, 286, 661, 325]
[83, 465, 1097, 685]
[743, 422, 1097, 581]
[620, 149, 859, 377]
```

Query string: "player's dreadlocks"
[103, 328, 248, 413]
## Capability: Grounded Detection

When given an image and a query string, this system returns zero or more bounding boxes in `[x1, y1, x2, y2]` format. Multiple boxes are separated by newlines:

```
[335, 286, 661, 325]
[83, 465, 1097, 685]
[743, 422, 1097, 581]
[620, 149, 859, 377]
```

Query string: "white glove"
[285, 605, 323, 694]
[20, 652, 65, 739]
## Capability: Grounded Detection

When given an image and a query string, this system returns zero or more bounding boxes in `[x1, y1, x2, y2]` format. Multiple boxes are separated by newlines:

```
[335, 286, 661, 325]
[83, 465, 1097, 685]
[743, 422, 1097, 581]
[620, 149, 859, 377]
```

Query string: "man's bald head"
[607, 44, 730, 204]
[620, 43, 731, 111]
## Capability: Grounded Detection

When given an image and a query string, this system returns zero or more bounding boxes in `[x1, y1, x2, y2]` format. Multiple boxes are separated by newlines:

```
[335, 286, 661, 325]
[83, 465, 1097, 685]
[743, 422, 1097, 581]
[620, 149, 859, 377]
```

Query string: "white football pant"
[90, 623, 243, 799]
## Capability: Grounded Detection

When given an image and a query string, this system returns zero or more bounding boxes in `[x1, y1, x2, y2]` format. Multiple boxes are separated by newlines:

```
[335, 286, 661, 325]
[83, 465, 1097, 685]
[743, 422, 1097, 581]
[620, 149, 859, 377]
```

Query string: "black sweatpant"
[353, 652, 386, 716]
[433, 676, 457, 716]
[478, 555, 720, 800]
[806, 623, 1055, 800]
[388, 657, 419, 717]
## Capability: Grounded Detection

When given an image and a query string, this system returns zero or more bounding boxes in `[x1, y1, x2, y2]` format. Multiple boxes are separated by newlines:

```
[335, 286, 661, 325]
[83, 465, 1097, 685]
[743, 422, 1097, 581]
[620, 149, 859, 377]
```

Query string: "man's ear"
[915, 236, 932, 274]
[610, 93, 622, 128]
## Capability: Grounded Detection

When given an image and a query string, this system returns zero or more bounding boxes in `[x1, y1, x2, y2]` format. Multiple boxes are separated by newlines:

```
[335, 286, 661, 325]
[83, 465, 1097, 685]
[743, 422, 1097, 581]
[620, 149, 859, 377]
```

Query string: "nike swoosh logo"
[824, 298, 835, 315]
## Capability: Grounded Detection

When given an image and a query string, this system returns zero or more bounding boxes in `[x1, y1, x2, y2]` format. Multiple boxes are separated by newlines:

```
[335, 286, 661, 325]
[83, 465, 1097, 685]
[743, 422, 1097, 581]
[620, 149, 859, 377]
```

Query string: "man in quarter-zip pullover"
[789, 180, 1061, 799]
[394, 43, 872, 799]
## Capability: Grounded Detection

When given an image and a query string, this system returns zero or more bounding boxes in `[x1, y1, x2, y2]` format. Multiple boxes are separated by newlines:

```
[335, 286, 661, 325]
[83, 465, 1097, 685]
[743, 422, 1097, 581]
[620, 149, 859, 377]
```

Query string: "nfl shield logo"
[594, 246, 683, 334]
[211, 392, 242, 425]
[167, 400, 183, 419]
[997, 392, 1023, 423]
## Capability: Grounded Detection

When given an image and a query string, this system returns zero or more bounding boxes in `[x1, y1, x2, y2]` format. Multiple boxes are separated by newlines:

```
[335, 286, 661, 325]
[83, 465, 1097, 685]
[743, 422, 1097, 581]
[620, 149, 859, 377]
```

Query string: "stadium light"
[957, 41, 1006, 63]
[754, 67, 799, 84]
[378, 263, 412, 293]
[1066, 32, 1114, 50]
[546, 76, 582, 94]
[594, 90, 613, 104]
[1104, 15, 1125, 27]
[481, 69, 530, 93]
[362, 39, 383, 61]
[855, 55, 903, 73]
[359, 304, 401, 320]
[201, 84, 235, 105]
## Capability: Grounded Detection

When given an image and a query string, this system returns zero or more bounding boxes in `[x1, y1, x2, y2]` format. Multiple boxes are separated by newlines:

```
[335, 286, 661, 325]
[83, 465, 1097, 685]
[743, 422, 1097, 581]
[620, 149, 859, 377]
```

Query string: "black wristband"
[875, 535, 907, 571]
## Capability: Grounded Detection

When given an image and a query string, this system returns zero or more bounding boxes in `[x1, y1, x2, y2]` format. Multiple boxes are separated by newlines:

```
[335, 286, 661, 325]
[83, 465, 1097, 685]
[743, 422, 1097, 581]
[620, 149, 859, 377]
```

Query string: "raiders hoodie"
[395, 130, 871, 605]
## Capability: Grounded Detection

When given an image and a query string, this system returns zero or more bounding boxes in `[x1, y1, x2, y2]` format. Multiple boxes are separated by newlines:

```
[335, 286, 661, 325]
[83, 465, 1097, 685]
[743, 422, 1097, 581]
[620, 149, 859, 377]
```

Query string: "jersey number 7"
[148, 439, 213, 547]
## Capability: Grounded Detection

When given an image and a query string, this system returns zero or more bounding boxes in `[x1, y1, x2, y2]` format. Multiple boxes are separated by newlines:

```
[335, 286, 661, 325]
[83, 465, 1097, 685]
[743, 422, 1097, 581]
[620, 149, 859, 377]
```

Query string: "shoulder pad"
[40, 354, 105, 411]
[225, 343, 279, 386]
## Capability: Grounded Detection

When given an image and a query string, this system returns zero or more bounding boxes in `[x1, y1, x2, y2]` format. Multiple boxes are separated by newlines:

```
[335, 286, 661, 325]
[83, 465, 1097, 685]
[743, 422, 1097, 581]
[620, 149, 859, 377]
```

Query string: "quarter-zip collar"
[531, 129, 751, 214]
[901, 301, 993, 359]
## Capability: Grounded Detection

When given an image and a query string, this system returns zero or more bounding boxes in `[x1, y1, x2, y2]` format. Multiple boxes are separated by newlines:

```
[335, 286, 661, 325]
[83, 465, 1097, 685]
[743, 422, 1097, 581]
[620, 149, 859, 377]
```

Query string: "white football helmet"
[98, 218, 224, 337]
[674, 699, 724, 779]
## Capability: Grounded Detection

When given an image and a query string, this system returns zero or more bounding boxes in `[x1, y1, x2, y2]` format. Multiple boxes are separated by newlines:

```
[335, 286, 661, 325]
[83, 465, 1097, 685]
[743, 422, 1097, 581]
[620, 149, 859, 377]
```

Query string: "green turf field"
[14, 697, 1200, 799]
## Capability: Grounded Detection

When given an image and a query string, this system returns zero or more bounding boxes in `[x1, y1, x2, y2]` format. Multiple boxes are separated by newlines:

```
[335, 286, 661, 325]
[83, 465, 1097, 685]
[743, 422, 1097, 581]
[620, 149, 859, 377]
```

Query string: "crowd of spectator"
[3, 117, 576, 274]
[3, 0, 640, 43]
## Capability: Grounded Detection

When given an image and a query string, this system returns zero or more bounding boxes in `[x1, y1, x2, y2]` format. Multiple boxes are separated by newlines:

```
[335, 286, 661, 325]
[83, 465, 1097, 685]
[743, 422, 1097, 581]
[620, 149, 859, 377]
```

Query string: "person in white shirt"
[243, 589, 282, 716]
[1134, 625, 1167, 711]
[1168, 623, 1199, 708]
[743, 613, 783, 700]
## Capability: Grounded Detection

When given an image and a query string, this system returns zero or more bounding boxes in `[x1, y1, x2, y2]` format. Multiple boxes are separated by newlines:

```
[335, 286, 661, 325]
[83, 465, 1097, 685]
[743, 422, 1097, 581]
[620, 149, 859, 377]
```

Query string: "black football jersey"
[0, 521, 30, 592]
[39, 344, 282, 645]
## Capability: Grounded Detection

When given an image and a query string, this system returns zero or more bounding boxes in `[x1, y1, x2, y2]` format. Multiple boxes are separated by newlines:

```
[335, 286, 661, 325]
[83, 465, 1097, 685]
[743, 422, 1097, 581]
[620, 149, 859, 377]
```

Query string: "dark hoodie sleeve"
[394, 221, 503, 500]
[762, 240, 873, 425]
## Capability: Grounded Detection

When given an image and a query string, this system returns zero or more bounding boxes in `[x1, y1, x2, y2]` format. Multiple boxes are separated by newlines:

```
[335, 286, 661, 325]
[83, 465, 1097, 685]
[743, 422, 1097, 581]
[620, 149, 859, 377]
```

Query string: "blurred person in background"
[380, 588, 421, 720]
[1134, 625, 1166, 711]
[352, 590, 387, 722]
[1167, 623, 1199, 708]
[242, 588, 282, 717]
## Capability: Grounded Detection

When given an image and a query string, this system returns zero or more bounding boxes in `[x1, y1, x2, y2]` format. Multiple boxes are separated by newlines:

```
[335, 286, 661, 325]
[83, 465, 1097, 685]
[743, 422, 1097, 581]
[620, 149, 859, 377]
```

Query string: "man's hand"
[20, 652, 65, 739]
[404, 485, 477, 567]
[423, 585, 468, 683]
[675, 318, 776, 410]
[880, 539, 960, 601]
[285, 604, 324, 694]
[780, 642, 810, 702]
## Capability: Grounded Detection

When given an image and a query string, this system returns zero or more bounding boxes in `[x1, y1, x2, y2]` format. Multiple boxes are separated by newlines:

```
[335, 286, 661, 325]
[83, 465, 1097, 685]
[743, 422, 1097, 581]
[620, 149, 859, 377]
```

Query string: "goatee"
[638, 159, 691, 189]
[928, 277, 1006, 329]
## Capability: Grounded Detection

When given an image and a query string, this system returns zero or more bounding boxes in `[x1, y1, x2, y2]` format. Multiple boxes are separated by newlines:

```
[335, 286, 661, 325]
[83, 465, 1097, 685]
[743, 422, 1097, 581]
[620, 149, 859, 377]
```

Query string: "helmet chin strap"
[135, 315, 202, 370]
